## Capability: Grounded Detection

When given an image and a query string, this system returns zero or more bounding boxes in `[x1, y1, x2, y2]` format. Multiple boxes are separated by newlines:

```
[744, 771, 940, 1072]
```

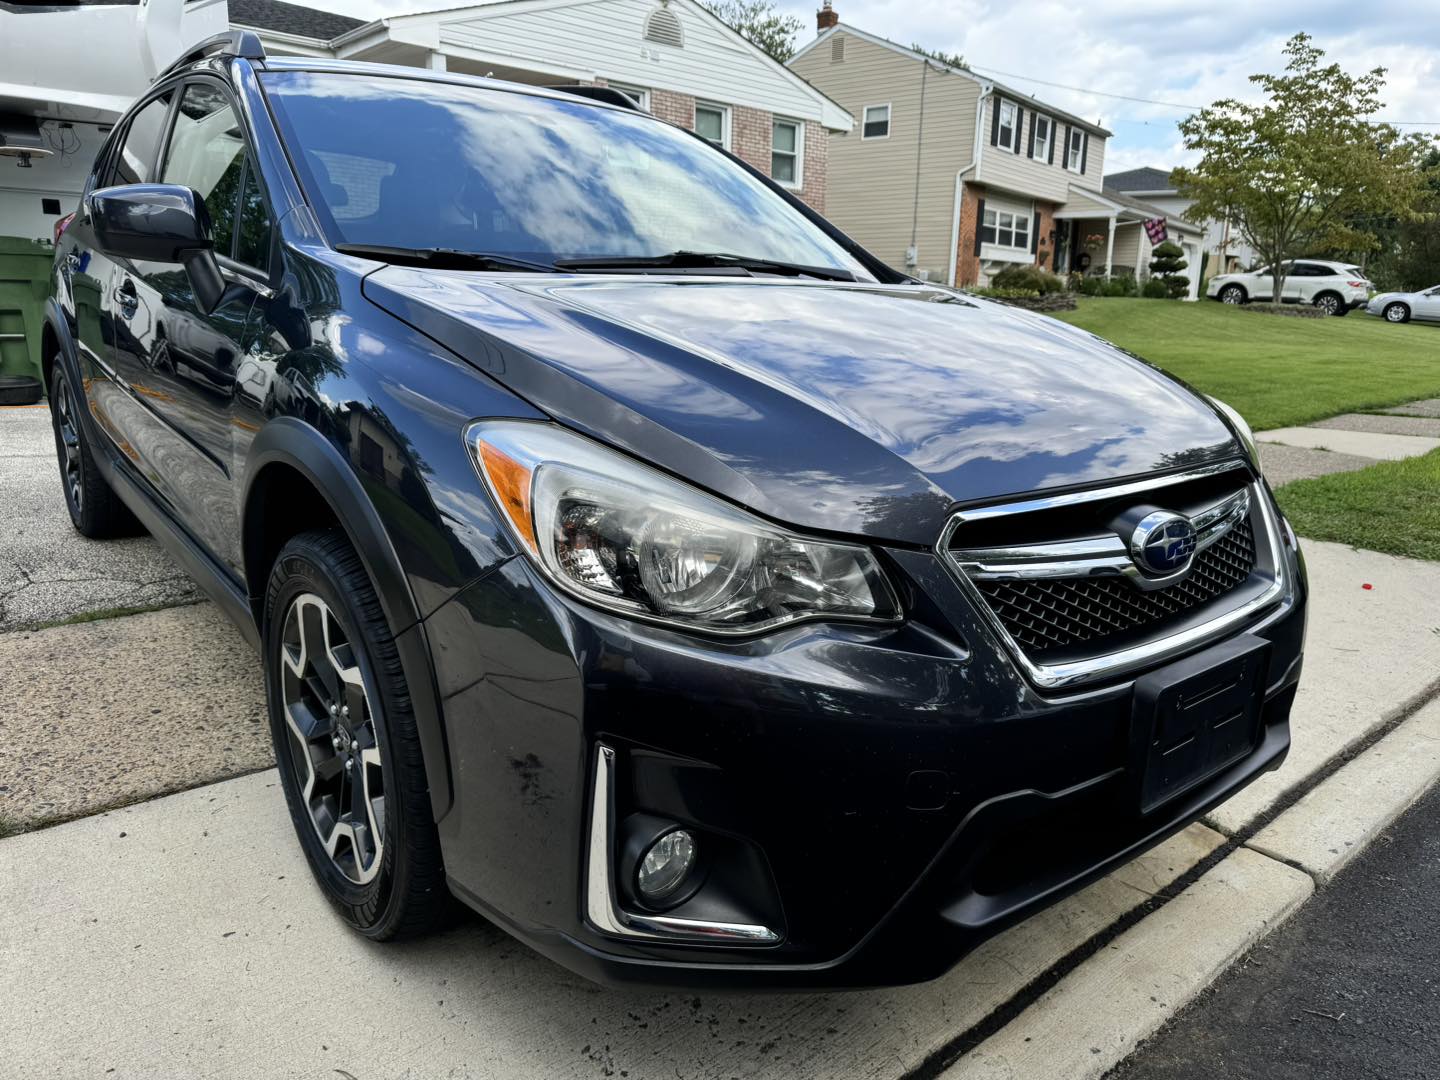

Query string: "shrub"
[1142, 277, 1171, 299]
[970, 286, 1041, 299]
[1149, 240, 1190, 298]
[990, 264, 1067, 295]
[1102, 274, 1139, 297]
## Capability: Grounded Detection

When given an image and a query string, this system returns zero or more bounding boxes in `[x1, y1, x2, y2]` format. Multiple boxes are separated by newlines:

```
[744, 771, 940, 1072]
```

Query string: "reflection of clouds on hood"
[548, 280, 1235, 485]
[266, 72, 858, 272]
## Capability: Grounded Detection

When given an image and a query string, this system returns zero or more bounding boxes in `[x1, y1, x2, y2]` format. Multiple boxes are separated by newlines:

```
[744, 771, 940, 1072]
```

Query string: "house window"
[862, 104, 891, 140]
[997, 99, 1017, 152]
[981, 207, 1031, 251]
[1066, 127, 1085, 171]
[695, 102, 729, 149]
[610, 83, 650, 111]
[1032, 114, 1051, 161]
[772, 118, 803, 187]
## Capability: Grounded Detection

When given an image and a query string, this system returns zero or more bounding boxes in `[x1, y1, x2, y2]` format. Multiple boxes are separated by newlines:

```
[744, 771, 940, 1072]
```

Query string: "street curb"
[939, 696, 1440, 1079]
[1248, 698, 1440, 884]
[940, 848, 1312, 1080]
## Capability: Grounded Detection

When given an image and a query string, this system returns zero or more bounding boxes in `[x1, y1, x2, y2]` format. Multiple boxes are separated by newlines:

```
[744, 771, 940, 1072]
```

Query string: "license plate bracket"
[1130, 635, 1271, 815]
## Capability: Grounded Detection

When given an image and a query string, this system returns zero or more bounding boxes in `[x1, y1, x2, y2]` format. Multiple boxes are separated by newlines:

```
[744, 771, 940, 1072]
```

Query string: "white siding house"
[230, 0, 852, 210]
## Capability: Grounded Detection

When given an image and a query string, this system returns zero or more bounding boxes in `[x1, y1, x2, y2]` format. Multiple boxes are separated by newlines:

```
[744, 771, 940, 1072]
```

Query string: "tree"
[701, 0, 804, 64]
[1369, 149, 1440, 290]
[1173, 33, 1432, 306]
[1148, 240, 1190, 299]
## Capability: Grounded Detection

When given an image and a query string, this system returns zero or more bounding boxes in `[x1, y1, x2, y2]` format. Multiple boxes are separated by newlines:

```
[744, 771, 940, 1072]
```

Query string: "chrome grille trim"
[935, 467, 1288, 693]
[954, 488, 1250, 592]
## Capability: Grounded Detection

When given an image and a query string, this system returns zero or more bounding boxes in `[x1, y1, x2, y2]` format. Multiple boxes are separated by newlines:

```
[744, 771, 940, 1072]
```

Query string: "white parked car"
[1206, 260, 1372, 316]
[1365, 286, 1440, 324]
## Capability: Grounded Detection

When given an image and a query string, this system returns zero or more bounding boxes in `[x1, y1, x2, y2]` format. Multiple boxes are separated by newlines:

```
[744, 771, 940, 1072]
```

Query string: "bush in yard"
[1148, 241, 1191, 298]
[1078, 276, 1107, 297]
[990, 264, 1067, 295]
[1102, 275, 1139, 298]
[1142, 277, 1171, 299]
[969, 286, 1041, 299]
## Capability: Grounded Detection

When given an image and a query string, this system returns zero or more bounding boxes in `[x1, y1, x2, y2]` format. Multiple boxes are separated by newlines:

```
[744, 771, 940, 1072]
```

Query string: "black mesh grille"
[972, 517, 1257, 657]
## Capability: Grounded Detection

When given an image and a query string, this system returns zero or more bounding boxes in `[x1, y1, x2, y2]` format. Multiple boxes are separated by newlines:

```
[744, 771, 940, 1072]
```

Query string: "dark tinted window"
[161, 82, 246, 258]
[113, 91, 173, 185]
[1294, 263, 1328, 277]
[235, 165, 271, 270]
[261, 71, 864, 275]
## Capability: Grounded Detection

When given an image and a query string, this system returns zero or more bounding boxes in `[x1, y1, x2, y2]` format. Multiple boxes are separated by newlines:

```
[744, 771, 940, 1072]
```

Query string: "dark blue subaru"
[44, 34, 1305, 988]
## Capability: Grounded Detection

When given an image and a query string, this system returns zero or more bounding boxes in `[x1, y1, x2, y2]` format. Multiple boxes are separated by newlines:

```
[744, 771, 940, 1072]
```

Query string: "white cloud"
[296, 0, 1440, 170]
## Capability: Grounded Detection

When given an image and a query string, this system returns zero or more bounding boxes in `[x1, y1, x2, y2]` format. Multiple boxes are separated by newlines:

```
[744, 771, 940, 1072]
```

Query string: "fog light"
[636, 829, 697, 902]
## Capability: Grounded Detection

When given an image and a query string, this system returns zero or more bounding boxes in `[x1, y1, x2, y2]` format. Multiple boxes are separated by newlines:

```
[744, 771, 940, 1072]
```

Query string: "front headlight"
[1208, 396, 1260, 469]
[465, 420, 900, 635]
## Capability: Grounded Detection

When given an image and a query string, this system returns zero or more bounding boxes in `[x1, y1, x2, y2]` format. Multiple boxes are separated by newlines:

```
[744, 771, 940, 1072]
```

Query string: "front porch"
[1054, 186, 1203, 300]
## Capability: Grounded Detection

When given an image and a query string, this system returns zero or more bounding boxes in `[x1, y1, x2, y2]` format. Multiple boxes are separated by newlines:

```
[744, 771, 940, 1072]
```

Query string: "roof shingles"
[228, 0, 367, 42]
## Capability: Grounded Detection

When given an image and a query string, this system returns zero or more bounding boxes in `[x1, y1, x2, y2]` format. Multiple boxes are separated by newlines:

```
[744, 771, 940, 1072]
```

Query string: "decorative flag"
[1144, 217, 1169, 245]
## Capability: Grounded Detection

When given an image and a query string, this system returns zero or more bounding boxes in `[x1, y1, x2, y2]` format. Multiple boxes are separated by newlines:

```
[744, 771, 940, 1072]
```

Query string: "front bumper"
[421, 503, 1308, 989]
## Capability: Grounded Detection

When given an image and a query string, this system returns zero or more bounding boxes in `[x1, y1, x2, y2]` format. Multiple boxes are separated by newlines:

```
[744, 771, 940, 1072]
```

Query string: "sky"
[299, 0, 1440, 175]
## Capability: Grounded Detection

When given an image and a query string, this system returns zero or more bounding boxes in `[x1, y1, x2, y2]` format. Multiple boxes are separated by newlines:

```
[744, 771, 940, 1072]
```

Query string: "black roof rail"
[545, 85, 645, 111]
[153, 30, 267, 83]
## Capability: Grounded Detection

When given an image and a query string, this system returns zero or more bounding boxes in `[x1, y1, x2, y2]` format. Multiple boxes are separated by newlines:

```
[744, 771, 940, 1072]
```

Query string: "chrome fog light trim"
[584, 745, 781, 945]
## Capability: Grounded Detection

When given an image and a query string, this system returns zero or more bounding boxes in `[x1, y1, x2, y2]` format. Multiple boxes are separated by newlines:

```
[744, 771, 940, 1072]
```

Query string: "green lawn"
[1275, 448, 1440, 562]
[1054, 299, 1440, 431]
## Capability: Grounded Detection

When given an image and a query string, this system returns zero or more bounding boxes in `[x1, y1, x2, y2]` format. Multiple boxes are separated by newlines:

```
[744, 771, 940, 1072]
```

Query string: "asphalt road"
[1111, 780, 1440, 1080]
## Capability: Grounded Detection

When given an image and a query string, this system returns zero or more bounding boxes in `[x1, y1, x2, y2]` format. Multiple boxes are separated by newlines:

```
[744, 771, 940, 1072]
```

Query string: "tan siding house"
[790, 13, 1201, 293]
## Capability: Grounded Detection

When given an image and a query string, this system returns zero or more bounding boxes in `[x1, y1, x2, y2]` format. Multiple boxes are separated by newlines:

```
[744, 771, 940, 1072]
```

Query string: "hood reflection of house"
[350, 410, 406, 487]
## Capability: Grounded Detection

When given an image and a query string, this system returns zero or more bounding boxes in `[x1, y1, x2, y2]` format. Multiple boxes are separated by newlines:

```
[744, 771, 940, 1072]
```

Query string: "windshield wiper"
[552, 251, 857, 282]
[335, 244, 559, 274]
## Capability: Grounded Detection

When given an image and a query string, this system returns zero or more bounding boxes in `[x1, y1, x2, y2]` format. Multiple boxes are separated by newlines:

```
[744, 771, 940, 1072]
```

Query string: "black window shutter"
[990, 98, 1000, 146]
[1032, 211, 1041, 253]
[1014, 107, 1024, 153]
[1027, 114, 1036, 158]
[1061, 124, 1070, 166]
[1048, 123, 1056, 165]
[1080, 132, 1089, 174]
[974, 198, 986, 256]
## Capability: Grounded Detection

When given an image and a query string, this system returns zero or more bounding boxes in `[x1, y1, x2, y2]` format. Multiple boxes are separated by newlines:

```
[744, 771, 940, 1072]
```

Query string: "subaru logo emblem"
[1130, 511, 1198, 576]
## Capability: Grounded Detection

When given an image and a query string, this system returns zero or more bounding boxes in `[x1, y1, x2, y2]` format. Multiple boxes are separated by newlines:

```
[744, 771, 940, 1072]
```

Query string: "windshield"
[261, 71, 868, 277]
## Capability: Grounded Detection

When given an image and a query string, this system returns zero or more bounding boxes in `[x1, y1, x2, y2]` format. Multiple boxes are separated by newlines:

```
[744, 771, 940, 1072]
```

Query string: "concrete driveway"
[0, 404, 197, 631]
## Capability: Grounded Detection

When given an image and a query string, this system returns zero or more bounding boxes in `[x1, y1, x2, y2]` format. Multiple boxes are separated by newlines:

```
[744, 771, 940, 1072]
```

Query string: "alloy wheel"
[279, 593, 386, 885]
[1220, 287, 1242, 305]
[1386, 304, 1407, 323]
[1317, 295, 1339, 315]
[54, 377, 84, 512]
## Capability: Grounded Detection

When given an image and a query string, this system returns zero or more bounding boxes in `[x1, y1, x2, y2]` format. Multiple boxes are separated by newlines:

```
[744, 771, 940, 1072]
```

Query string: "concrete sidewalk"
[1256, 411, 1440, 486]
[3, 539, 1438, 1079]
[0, 405, 197, 631]
[0, 772, 1224, 1080]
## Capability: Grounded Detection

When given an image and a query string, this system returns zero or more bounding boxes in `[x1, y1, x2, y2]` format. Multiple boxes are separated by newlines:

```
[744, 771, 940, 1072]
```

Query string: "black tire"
[0, 374, 43, 405]
[1313, 292, 1345, 317]
[47, 361, 139, 538]
[1384, 302, 1411, 324]
[263, 528, 448, 941]
[1218, 284, 1246, 305]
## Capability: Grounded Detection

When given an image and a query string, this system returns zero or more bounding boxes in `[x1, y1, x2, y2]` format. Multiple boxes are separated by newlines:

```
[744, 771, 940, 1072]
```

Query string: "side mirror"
[87, 184, 225, 313]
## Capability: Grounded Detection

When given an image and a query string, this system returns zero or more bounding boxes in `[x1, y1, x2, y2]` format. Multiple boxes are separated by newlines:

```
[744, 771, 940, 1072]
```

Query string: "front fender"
[242, 417, 454, 820]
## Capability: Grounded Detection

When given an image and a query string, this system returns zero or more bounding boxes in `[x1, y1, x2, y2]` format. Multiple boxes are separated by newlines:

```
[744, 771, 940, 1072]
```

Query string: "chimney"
[817, 2, 838, 33]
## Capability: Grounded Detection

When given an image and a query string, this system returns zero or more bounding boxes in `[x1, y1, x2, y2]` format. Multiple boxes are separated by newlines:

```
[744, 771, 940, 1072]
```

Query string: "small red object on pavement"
[1362, 583, 1374, 590]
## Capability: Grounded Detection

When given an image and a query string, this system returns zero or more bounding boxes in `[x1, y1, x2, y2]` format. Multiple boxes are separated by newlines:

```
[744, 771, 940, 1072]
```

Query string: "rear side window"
[113, 91, 174, 185]
[161, 82, 247, 260]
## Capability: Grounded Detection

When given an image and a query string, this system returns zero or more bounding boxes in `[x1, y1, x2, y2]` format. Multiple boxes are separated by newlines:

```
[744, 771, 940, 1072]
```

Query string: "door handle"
[113, 279, 139, 319]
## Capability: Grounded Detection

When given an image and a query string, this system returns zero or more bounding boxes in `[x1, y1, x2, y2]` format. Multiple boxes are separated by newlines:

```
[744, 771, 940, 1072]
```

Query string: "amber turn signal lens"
[477, 439, 538, 553]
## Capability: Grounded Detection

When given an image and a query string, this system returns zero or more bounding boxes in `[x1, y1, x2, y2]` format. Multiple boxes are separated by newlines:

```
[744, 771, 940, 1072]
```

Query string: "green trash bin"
[0, 235, 55, 405]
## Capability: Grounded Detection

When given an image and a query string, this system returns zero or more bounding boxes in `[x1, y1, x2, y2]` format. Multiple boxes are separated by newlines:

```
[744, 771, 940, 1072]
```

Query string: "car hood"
[364, 272, 1239, 545]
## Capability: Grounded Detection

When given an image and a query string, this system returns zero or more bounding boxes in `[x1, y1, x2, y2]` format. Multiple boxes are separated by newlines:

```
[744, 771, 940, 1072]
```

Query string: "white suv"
[1206, 260, 1372, 316]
